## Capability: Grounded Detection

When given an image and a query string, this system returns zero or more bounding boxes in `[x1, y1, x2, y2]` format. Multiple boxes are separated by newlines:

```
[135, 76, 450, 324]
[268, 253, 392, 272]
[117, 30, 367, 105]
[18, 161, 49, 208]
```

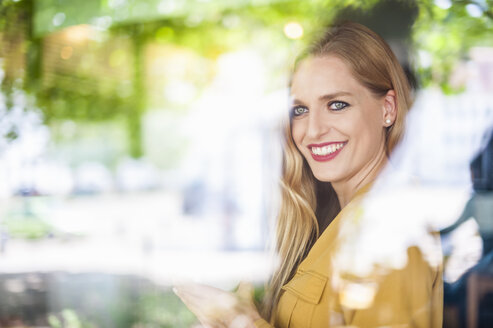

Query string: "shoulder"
[333, 179, 443, 280]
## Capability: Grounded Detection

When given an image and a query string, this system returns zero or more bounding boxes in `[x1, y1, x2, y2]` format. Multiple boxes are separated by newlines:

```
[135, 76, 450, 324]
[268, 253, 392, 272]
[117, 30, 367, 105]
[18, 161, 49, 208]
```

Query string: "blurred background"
[1, 0, 493, 327]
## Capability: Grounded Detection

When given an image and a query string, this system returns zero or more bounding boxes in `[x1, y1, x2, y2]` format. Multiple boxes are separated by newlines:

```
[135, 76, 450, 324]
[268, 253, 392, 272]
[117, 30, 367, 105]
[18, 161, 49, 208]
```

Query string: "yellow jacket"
[255, 186, 443, 328]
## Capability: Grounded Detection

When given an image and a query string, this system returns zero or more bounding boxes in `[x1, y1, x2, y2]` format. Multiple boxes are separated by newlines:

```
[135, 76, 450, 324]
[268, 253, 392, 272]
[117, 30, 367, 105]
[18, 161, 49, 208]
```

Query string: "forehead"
[291, 55, 364, 98]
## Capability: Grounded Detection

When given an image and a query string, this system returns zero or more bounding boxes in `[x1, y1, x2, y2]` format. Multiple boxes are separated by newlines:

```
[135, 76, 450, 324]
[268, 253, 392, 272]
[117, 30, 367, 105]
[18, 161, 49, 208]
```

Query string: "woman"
[175, 21, 443, 327]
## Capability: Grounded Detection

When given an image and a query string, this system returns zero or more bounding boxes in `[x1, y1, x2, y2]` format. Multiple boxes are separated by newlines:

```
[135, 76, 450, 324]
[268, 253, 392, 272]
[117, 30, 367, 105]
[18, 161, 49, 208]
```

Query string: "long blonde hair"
[262, 21, 413, 321]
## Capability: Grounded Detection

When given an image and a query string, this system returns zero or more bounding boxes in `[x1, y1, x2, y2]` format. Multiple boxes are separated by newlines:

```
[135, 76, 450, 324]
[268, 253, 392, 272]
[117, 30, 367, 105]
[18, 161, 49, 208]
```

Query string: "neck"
[332, 147, 388, 208]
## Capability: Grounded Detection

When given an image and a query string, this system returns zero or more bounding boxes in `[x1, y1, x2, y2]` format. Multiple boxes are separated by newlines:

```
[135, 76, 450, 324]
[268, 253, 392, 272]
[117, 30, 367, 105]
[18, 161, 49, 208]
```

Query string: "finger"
[177, 284, 238, 310]
[197, 316, 223, 328]
[174, 287, 208, 313]
[173, 288, 196, 312]
[178, 283, 225, 298]
[175, 294, 220, 327]
[174, 286, 233, 324]
[174, 286, 213, 319]
[174, 283, 243, 327]
[229, 314, 256, 328]
[236, 282, 254, 301]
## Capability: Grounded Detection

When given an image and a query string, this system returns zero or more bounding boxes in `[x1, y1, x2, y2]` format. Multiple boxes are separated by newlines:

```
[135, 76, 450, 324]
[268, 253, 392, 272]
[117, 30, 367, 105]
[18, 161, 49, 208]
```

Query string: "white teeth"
[311, 143, 345, 156]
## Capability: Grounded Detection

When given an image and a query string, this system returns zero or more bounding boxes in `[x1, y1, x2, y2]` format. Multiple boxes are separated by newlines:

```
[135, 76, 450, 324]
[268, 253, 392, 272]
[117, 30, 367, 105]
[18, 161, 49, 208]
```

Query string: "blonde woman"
[175, 22, 443, 327]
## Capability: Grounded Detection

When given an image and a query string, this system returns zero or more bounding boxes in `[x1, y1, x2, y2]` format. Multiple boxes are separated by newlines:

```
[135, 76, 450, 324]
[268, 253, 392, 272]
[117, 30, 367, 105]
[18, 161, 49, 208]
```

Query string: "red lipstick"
[307, 141, 347, 162]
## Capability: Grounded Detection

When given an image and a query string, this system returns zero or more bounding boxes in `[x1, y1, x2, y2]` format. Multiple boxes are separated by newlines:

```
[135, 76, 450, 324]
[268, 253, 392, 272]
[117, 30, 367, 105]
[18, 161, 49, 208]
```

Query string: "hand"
[173, 282, 262, 328]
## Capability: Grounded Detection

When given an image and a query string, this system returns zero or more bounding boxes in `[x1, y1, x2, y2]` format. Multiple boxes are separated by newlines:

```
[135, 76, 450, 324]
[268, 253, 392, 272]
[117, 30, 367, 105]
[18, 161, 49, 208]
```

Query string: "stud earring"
[385, 119, 392, 125]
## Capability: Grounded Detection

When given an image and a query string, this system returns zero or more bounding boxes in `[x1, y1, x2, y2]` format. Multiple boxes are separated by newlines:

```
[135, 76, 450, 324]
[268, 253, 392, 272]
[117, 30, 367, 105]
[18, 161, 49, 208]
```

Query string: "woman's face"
[290, 55, 394, 185]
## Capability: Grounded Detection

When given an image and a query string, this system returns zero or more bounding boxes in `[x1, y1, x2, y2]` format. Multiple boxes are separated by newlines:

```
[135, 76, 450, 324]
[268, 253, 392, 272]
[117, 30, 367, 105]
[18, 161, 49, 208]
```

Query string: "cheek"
[355, 118, 385, 151]
[355, 107, 384, 138]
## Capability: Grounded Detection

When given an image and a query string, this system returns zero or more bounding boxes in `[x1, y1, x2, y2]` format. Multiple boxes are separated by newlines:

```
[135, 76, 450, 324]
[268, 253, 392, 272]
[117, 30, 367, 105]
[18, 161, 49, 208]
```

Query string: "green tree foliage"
[1, 0, 492, 156]
[413, 0, 493, 92]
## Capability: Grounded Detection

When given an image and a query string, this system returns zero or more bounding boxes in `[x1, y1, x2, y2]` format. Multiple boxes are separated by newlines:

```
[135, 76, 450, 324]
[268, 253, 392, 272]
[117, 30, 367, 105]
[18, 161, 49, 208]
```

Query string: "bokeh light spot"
[65, 25, 91, 43]
[434, 0, 452, 9]
[155, 27, 175, 42]
[158, 0, 177, 14]
[284, 22, 303, 39]
[52, 12, 66, 27]
[466, 4, 483, 17]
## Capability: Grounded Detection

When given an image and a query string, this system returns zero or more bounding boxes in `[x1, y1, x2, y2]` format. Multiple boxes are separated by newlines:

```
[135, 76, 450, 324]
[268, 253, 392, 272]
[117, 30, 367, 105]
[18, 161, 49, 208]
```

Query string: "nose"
[306, 109, 329, 140]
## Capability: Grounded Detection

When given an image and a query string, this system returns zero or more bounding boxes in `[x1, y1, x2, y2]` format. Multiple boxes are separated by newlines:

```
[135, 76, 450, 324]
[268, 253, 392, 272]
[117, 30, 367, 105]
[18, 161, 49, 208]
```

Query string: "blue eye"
[329, 101, 349, 111]
[292, 106, 308, 117]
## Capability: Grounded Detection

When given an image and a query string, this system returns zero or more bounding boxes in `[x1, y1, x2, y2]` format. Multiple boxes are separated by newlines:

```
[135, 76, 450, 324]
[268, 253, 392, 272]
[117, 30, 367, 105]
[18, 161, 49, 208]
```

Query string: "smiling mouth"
[308, 142, 347, 161]
[310, 142, 346, 155]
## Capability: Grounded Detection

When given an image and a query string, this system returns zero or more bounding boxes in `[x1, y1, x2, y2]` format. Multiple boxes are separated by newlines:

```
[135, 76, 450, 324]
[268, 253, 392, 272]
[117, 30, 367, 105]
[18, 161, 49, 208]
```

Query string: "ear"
[382, 89, 397, 127]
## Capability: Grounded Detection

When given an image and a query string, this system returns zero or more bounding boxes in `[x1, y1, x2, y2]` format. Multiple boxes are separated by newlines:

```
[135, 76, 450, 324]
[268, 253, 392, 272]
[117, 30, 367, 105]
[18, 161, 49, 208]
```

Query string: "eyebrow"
[292, 91, 353, 106]
[318, 91, 353, 101]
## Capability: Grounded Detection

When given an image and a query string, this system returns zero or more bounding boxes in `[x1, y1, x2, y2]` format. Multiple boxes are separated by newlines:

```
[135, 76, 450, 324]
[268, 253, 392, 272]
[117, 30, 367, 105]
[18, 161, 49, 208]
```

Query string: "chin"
[311, 172, 339, 183]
